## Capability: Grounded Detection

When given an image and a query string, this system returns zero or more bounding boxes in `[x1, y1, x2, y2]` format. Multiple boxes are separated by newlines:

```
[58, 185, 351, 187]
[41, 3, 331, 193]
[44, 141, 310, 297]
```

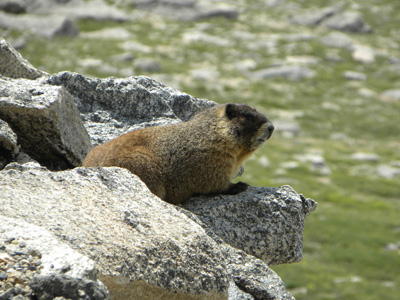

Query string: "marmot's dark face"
[225, 103, 274, 150]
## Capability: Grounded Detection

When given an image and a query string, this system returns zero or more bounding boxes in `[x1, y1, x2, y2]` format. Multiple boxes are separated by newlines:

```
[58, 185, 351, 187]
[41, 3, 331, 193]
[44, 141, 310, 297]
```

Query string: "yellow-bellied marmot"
[82, 103, 274, 204]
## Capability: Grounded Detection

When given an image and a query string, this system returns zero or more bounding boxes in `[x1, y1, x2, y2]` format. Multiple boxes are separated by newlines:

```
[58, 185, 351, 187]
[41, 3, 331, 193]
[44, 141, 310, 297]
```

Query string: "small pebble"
[10, 251, 28, 256]
[28, 265, 36, 271]
[33, 260, 42, 266]
[18, 242, 27, 248]
[0, 272, 7, 280]
[5, 237, 15, 244]
[0, 245, 42, 299]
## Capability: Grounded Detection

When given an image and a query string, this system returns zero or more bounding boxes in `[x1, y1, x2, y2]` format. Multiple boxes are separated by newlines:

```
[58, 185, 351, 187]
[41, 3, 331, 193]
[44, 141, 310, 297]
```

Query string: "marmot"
[82, 103, 274, 204]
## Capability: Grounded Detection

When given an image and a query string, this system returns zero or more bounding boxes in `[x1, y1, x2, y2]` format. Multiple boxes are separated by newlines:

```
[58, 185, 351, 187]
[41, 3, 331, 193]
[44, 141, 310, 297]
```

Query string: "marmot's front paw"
[225, 181, 250, 195]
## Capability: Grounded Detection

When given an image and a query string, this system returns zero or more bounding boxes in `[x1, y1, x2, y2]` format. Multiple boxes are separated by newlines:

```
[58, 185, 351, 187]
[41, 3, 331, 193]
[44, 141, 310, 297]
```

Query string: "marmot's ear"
[225, 103, 239, 120]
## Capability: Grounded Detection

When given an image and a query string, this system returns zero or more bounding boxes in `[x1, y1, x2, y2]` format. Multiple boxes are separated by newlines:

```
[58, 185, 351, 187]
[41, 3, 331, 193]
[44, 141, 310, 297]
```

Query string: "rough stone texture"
[0, 77, 92, 170]
[0, 215, 110, 300]
[249, 65, 316, 81]
[0, 37, 46, 79]
[0, 119, 19, 169]
[46, 72, 215, 145]
[183, 186, 317, 265]
[177, 209, 296, 300]
[30, 275, 110, 300]
[0, 163, 229, 299]
[224, 245, 295, 300]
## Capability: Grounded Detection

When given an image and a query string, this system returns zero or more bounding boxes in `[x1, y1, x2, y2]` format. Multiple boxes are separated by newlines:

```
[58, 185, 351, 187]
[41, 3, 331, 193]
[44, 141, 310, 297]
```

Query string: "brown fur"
[82, 103, 274, 204]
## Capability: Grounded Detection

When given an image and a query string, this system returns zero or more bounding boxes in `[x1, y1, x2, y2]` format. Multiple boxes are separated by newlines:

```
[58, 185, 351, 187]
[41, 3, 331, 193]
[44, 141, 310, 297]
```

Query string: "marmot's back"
[82, 103, 274, 204]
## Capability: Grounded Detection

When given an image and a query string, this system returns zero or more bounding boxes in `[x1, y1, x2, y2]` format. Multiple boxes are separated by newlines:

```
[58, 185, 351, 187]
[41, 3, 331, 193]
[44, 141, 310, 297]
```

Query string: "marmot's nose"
[264, 121, 274, 139]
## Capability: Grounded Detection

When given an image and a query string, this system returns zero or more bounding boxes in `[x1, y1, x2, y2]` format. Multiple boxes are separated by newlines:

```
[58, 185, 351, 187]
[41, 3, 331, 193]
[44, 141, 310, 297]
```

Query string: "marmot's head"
[224, 103, 274, 151]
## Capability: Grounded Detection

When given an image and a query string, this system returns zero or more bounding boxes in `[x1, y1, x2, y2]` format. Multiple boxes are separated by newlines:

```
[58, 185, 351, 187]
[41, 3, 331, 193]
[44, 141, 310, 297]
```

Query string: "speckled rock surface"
[0, 38, 46, 80]
[177, 208, 297, 300]
[0, 163, 228, 299]
[223, 245, 295, 300]
[0, 119, 19, 169]
[183, 186, 317, 265]
[46, 72, 215, 146]
[0, 216, 109, 300]
[0, 77, 92, 170]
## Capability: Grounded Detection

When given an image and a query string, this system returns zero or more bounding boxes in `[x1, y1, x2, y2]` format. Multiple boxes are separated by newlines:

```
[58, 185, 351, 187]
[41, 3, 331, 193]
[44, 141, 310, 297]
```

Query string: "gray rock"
[290, 5, 343, 26]
[376, 164, 400, 179]
[343, 70, 367, 81]
[51, 0, 129, 22]
[223, 245, 295, 300]
[352, 45, 375, 63]
[11, 0, 67, 13]
[30, 275, 110, 300]
[196, 4, 239, 20]
[319, 32, 354, 49]
[228, 280, 253, 300]
[390, 56, 400, 64]
[0, 215, 109, 299]
[0, 12, 79, 38]
[120, 40, 152, 53]
[81, 27, 132, 40]
[46, 72, 215, 145]
[183, 186, 317, 265]
[0, 37, 46, 79]
[273, 119, 302, 138]
[134, 0, 239, 21]
[286, 55, 320, 65]
[110, 52, 135, 62]
[134, 59, 162, 72]
[178, 202, 299, 300]
[295, 153, 332, 176]
[351, 152, 380, 162]
[0, 0, 26, 14]
[9, 37, 26, 50]
[249, 65, 316, 81]
[182, 31, 232, 47]
[17, 0, 128, 22]
[0, 77, 92, 170]
[0, 119, 19, 169]
[190, 69, 220, 81]
[0, 164, 229, 299]
[380, 89, 400, 101]
[386, 242, 400, 252]
[320, 11, 372, 33]
[233, 59, 257, 72]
